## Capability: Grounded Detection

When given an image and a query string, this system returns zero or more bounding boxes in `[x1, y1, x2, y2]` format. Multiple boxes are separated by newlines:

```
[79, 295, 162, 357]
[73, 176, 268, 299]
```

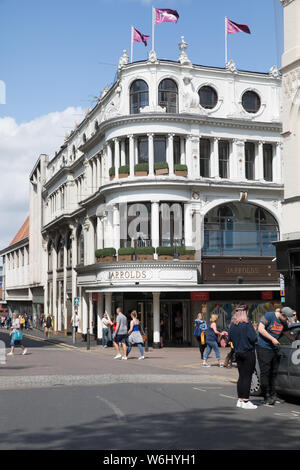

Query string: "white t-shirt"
[102, 317, 110, 329]
[12, 318, 20, 330]
[71, 314, 80, 327]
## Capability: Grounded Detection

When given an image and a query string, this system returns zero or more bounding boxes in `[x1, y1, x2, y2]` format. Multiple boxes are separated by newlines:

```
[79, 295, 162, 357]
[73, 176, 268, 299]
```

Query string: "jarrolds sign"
[202, 257, 279, 284]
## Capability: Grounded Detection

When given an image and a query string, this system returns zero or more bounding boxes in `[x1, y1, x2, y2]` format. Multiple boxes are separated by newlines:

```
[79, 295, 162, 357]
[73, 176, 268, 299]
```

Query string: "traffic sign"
[74, 297, 80, 307]
[280, 289, 285, 297]
[281, 297, 285, 303]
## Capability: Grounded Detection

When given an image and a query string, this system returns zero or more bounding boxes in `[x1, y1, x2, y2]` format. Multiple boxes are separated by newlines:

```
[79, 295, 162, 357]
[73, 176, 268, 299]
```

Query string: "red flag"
[226, 18, 251, 35]
[155, 8, 179, 25]
[133, 27, 150, 46]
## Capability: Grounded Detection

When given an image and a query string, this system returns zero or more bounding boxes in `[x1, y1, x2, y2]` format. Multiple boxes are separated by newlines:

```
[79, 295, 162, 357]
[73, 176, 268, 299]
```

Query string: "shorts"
[10, 339, 22, 346]
[114, 334, 127, 344]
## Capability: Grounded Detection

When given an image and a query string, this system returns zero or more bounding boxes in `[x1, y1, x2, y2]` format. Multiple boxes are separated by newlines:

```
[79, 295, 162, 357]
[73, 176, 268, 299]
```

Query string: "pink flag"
[155, 8, 179, 25]
[226, 18, 251, 34]
[133, 27, 150, 46]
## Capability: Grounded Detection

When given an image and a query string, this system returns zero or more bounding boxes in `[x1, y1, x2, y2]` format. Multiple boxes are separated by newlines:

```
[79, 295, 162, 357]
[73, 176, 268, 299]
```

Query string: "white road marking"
[219, 394, 236, 400]
[193, 387, 207, 392]
[96, 395, 125, 422]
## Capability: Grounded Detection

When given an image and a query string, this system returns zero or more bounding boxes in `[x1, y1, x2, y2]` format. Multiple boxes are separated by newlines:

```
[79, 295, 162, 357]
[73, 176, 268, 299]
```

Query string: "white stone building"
[2, 39, 283, 345]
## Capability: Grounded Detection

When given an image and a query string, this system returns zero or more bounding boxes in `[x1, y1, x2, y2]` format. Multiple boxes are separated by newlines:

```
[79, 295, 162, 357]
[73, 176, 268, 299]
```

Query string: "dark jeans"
[195, 336, 206, 359]
[256, 344, 280, 398]
[235, 350, 256, 399]
[102, 328, 110, 347]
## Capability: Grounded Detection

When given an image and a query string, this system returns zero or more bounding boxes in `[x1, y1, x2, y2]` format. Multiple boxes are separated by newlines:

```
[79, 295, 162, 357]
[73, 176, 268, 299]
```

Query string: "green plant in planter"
[119, 165, 129, 175]
[118, 247, 135, 255]
[95, 248, 116, 258]
[109, 166, 115, 177]
[177, 246, 196, 255]
[134, 163, 149, 173]
[135, 246, 155, 255]
[156, 246, 175, 256]
[154, 161, 169, 170]
[174, 164, 188, 172]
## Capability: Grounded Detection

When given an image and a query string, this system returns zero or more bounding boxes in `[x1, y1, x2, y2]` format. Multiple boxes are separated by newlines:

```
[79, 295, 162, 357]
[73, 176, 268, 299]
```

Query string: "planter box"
[175, 170, 187, 177]
[135, 171, 148, 177]
[179, 254, 195, 260]
[158, 254, 174, 261]
[118, 254, 133, 261]
[155, 168, 169, 175]
[137, 254, 154, 261]
[119, 173, 129, 179]
[97, 256, 115, 263]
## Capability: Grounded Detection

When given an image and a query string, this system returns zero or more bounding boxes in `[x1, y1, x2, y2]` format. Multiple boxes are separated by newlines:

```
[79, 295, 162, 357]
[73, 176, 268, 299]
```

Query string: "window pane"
[138, 136, 148, 163]
[199, 86, 218, 109]
[154, 136, 166, 163]
[245, 142, 255, 180]
[173, 137, 180, 165]
[263, 144, 273, 181]
[130, 80, 149, 114]
[200, 138, 210, 177]
[219, 140, 229, 178]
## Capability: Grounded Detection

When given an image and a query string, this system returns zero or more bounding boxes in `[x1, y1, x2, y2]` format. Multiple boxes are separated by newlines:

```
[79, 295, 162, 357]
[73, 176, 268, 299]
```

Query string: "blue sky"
[0, 0, 283, 124]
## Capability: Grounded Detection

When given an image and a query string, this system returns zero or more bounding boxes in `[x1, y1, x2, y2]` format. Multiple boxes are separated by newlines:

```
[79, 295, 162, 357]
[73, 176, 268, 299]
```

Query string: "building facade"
[275, 0, 300, 315]
[2, 40, 283, 345]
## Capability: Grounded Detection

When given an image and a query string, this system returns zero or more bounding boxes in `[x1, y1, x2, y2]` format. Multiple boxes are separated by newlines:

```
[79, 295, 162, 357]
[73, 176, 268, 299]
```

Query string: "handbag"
[12, 330, 23, 341]
[193, 327, 201, 337]
[142, 333, 147, 343]
[200, 331, 206, 345]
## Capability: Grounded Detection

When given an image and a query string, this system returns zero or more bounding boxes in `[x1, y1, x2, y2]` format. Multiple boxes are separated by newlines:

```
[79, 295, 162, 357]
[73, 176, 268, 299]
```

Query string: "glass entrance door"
[160, 301, 190, 346]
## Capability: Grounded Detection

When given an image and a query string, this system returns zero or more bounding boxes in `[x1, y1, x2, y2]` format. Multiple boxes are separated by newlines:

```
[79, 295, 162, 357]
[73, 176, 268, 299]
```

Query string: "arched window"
[199, 85, 218, 109]
[203, 203, 279, 256]
[130, 80, 149, 114]
[77, 226, 84, 265]
[158, 79, 178, 113]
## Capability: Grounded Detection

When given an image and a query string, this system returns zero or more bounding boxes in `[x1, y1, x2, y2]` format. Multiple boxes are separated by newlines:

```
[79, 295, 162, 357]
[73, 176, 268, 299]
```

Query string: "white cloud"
[0, 106, 84, 248]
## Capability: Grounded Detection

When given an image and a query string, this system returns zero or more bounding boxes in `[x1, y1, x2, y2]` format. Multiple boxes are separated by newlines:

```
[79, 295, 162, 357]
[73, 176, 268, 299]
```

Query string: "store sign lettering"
[108, 270, 147, 280]
[224, 267, 259, 275]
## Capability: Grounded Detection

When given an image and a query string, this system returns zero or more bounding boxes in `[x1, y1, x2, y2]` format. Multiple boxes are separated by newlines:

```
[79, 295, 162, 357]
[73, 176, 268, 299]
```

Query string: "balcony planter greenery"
[177, 246, 196, 260]
[118, 247, 135, 261]
[95, 247, 116, 262]
[134, 163, 149, 176]
[174, 164, 188, 177]
[155, 161, 169, 175]
[109, 166, 115, 180]
[119, 165, 129, 179]
[156, 246, 174, 260]
[136, 246, 155, 261]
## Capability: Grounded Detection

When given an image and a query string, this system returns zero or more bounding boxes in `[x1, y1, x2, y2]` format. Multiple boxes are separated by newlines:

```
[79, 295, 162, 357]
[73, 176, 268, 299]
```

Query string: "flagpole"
[152, 6, 155, 51]
[131, 26, 134, 63]
[225, 16, 228, 66]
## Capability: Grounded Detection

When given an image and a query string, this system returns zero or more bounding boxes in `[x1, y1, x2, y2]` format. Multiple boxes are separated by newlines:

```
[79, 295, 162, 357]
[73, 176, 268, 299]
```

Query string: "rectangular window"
[200, 138, 211, 177]
[245, 142, 255, 180]
[125, 138, 129, 166]
[154, 136, 166, 163]
[138, 136, 148, 163]
[219, 140, 229, 179]
[263, 144, 273, 181]
[173, 137, 180, 165]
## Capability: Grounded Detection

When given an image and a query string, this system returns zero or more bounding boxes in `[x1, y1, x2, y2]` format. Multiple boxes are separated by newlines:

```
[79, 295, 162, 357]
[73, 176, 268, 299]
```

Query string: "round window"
[242, 90, 261, 114]
[199, 85, 218, 109]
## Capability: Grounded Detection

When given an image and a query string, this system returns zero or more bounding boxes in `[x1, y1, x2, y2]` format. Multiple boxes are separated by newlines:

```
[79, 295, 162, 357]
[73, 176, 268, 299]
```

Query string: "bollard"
[0, 340, 6, 365]
[145, 327, 149, 352]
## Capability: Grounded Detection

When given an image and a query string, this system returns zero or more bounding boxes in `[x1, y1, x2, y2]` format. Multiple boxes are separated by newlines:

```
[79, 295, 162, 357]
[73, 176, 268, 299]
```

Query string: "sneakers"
[236, 400, 243, 408]
[114, 354, 122, 359]
[219, 363, 224, 368]
[138, 356, 145, 360]
[121, 356, 128, 360]
[7, 351, 14, 356]
[22, 348, 27, 356]
[241, 400, 257, 410]
[202, 363, 210, 367]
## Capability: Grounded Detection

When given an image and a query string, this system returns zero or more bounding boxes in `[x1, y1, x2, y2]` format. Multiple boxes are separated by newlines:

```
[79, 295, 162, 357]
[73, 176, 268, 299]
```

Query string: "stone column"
[104, 207, 114, 248]
[63, 233, 68, 332]
[107, 142, 112, 178]
[52, 242, 57, 331]
[151, 201, 160, 258]
[180, 137, 186, 165]
[152, 292, 161, 349]
[113, 205, 120, 252]
[105, 292, 112, 320]
[256, 141, 264, 181]
[114, 138, 120, 179]
[129, 135, 135, 177]
[96, 216, 104, 249]
[97, 293, 104, 341]
[70, 225, 78, 322]
[186, 135, 193, 178]
[148, 133, 154, 176]
[211, 137, 220, 178]
[184, 203, 193, 248]
[168, 134, 174, 176]
[121, 139, 126, 167]
[273, 142, 282, 184]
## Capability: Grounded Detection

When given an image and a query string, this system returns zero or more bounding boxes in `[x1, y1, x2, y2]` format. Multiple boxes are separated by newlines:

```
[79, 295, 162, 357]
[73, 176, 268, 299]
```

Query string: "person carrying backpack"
[193, 313, 207, 360]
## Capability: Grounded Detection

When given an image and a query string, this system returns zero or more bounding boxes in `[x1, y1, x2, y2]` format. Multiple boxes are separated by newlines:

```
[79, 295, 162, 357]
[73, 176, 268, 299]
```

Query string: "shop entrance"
[160, 301, 190, 346]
